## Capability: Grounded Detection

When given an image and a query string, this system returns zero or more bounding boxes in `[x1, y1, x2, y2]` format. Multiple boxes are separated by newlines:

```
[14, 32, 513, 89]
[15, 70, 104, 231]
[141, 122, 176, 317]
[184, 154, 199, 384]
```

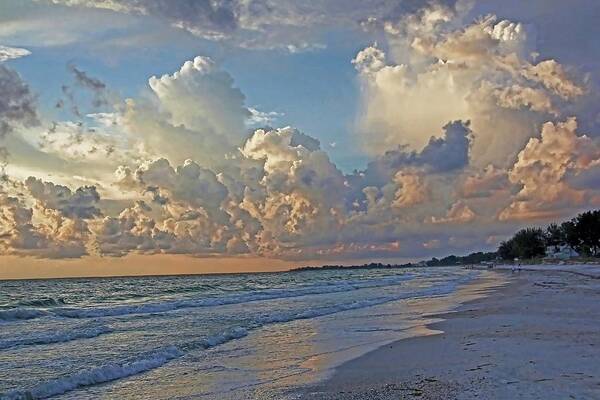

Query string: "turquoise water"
[0, 267, 477, 399]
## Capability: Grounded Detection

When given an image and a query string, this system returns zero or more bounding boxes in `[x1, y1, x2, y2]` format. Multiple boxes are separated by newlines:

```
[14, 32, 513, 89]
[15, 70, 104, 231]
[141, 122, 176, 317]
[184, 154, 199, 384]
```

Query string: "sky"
[1, 0, 600, 279]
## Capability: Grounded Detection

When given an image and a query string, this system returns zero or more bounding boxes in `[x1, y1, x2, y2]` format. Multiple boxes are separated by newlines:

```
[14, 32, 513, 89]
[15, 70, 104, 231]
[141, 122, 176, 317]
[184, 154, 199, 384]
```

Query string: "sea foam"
[0, 324, 112, 350]
[0, 274, 414, 323]
[0, 326, 249, 400]
[1, 346, 182, 400]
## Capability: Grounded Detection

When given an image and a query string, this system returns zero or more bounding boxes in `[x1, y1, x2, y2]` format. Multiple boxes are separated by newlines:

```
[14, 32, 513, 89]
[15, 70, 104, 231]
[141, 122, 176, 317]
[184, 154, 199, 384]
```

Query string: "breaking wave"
[0, 324, 112, 350]
[0, 274, 414, 323]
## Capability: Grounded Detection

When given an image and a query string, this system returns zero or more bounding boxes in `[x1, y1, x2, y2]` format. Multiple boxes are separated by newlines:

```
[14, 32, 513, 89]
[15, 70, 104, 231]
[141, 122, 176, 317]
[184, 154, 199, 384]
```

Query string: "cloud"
[429, 200, 476, 224]
[390, 170, 428, 209]
[90, 200, 161, 257]
[0, 45, 31, 62]
[106, 56, 249, 166]
[246, 107, 283, 127]
[119, 158, 228, 215]
[460, 165, 509, 198]
[148, 56, 247, 143]
[0, 66, 38, 138]
[49, 0, 239, 41]
[500, 118, 600, 220]
[68, 64, 109, 108]
[346, 120, 471, 206]
[4, 2, 600, 263]
[44, 0, 429, 51]
[0, 186, 90, 258]
[98, 156, 263, 257]
[0, 64, 38, 171]
[25, 176, 102, 219]
[240, 127, 347, 253]
[38, 121, 122, 162]
[353, 9, 585, 168]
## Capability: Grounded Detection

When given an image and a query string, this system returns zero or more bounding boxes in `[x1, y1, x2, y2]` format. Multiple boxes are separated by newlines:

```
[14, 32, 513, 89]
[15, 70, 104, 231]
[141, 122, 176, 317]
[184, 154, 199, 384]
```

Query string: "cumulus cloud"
[353, 8, 584, 168]
[240, 127, 347, 253]
[429, 200, 476, 224]
[246, 107, 283, 127]
[90, 200, 162, 257]
[0, 186, 90, 258]
[500, 118, 600, 220]
[148, 56, 247, 140]
[460, 165, 510, 199]
[345, 120, 471, 210]
[391, 170, 429, 209]
[25, 177, 102, 219]
[113, 56, 248, 166]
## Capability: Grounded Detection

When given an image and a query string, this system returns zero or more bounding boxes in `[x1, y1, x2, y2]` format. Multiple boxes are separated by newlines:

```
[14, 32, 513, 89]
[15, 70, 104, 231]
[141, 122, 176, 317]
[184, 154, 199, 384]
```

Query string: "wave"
[0, 324, 112, 351]
[13, 297, 67, 308]
[0, 275, 471, 399]
[0, 308, 48, 322]
[1, 346, 183, 400]
[0, 326, 248, 400]
[0, 274, 415, 323]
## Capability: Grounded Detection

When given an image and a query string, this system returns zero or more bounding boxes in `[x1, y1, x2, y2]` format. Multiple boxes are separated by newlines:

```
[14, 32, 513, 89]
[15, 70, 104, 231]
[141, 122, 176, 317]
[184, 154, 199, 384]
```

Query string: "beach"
[301, 265, 600, 399]
[2, 265, 600, 399]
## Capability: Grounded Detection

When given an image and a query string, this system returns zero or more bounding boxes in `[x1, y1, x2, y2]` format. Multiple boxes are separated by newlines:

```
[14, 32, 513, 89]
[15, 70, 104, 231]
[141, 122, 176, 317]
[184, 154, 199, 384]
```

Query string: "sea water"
[0, 267, 479, 399]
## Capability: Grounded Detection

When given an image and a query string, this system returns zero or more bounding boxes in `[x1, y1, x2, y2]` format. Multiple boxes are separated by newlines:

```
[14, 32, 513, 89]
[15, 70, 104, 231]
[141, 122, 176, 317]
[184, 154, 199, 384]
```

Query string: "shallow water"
[0, 267, 479, 399]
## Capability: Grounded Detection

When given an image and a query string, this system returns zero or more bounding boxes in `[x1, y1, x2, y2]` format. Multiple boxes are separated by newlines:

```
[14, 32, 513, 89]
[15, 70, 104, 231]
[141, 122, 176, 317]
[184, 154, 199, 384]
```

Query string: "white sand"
[301, 265, 600, 399]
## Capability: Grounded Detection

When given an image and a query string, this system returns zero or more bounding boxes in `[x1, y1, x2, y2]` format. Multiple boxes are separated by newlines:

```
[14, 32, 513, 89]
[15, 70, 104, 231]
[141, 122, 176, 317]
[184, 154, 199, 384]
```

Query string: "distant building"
[544, 245, 579, 260]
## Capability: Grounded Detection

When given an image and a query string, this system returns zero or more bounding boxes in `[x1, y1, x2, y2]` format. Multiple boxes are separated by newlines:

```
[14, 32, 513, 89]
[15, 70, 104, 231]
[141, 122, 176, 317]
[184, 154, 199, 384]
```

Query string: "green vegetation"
[498, 209, 600, 260]
[292, 251, 497, 272]
[424, 251, 497, 266]
[294, 210, 600, 272]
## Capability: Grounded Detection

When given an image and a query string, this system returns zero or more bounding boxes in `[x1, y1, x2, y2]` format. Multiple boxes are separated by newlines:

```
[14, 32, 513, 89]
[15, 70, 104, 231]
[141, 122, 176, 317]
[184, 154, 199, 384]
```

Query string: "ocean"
[0, 267, 480, 399]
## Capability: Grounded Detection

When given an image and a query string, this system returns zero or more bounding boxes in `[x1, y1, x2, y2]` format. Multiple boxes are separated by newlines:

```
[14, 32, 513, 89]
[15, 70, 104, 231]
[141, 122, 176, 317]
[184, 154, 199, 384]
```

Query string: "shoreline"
[299, 265, 600, 399]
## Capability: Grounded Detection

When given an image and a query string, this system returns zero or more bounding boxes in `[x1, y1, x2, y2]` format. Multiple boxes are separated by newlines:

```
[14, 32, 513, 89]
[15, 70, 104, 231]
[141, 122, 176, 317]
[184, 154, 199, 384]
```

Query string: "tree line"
[498, 209, 600, 260]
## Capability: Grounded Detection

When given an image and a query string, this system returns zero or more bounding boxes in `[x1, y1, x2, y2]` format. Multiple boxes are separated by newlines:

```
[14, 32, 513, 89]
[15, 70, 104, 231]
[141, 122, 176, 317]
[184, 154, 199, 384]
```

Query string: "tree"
[513, 228, 546, 259]
[498, 239, 515, 260]
[498, 228, 546, 260]
[560, 220, 580, 253]
[545, 223, 563, 250]
[574, 210, 600, 256]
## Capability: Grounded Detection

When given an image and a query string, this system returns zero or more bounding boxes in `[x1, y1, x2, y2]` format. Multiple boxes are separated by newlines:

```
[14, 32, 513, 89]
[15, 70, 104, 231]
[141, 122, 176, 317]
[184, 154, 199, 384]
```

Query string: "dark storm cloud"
[342, 121, 472, 212]
[354, 120, 471, 186]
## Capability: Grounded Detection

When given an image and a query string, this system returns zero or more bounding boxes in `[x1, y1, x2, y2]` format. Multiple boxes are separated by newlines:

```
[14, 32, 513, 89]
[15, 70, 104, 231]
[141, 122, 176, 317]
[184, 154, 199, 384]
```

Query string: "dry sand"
[300, 265, 600, 399]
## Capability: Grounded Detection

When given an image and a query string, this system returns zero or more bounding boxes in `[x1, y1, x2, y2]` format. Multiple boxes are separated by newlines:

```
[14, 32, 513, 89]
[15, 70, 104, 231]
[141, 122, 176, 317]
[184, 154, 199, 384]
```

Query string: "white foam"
[0, 324, 112, 350]
[0, 326, 249, 399]
[2, 274, 415, 323]
[1, 346, 183, 400]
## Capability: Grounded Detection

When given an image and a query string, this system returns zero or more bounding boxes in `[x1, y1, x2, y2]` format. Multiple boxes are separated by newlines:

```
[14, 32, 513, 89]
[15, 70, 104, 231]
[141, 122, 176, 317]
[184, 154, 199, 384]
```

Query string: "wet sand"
[300, 265, 600, 399]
